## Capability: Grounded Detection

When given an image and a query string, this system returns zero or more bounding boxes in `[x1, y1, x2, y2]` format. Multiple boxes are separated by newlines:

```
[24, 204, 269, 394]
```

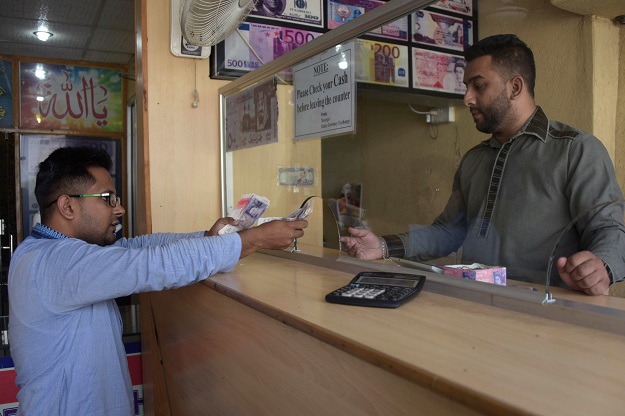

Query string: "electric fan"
[171, 0, 257, 58]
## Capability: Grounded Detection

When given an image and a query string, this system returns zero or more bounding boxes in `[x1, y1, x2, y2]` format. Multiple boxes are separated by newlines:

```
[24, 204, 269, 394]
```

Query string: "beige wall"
[142, 0, 227, 233]
[230, 84, 324, 246]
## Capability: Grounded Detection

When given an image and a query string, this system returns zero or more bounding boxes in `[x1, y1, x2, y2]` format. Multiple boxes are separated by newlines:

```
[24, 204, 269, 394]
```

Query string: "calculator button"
[353, 289, 369, 298]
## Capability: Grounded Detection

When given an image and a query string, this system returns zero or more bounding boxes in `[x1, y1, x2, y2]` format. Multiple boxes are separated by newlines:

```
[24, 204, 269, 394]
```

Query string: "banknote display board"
[212, 0, 477, 98]
[225, 78, 278, 151]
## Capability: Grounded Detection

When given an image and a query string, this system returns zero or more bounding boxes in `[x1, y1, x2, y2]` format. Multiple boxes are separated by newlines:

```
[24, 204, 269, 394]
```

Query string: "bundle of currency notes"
[219, 194, 270, 235]
[257, 196, 317, 225]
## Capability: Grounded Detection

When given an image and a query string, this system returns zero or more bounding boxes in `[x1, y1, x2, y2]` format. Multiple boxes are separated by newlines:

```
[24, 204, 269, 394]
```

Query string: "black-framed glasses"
[45, 192, 121, 208]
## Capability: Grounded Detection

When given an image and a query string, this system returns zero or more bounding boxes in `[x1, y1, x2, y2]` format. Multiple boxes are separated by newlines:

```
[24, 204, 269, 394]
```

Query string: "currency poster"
[213, 22, 323, 78]
[293, 42, 355, 140]
[0, 60, 12, 127]
[412, 10, 473, 52]
[430, 0, 473, 17]
[412, 48, 467, 95]
[20, 62, 123, 132]
[277, 166, 316, 187]
[355, 39, 409, 88]
[225, 78, 278, 152]
[327, 0, 408, 42]
[250, 0, 324, 28]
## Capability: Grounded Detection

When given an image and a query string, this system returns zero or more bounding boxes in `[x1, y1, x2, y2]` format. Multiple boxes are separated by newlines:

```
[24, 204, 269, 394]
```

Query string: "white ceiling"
[0, 0, 135, 67]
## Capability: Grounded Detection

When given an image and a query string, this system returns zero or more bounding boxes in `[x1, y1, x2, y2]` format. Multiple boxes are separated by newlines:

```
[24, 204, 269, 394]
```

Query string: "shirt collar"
[31, 223, 69, 240]
[485, 106, 548, 148]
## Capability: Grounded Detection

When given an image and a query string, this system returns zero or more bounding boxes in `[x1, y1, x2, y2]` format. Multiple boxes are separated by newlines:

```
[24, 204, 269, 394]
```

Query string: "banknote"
[355, 39, 409, 88]
[225, 78, 278, 152]
[219, 193, 270, 234]
[412, 49, 467, 94]
[327, 198, 367, 238]
[277, 167, 315, 187]
[223, 22, 323, 72]
[250, 0, 324, 28]
[412, 10, 473, 52]
[256, 195, 317, 224]
[327, 0, 408, 41]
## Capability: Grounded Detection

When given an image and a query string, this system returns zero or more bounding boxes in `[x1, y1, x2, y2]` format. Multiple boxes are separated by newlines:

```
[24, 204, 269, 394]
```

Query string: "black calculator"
[325, 271, 426, 308]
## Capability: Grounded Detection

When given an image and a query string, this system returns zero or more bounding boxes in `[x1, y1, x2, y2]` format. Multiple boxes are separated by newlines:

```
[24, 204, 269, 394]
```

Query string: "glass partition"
[219, 0, 625, 306]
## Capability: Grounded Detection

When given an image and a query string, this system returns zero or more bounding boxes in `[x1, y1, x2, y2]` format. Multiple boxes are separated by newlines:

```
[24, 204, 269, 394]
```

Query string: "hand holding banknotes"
[215, 193, 312, 257]
[238, 219, 308, 258]
[340, 227, 384, 260]
[205, 217, 240, 236]
[219, 193, 271, 235]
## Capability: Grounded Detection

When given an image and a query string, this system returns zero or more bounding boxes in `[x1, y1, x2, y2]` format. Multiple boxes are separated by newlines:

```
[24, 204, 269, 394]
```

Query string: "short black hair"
[465, 34, 536, 97]
[35, 146, 112, 217]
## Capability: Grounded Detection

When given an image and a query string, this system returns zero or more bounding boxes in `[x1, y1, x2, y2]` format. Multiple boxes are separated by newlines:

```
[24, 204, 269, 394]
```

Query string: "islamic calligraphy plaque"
[20, 62, 123, 132]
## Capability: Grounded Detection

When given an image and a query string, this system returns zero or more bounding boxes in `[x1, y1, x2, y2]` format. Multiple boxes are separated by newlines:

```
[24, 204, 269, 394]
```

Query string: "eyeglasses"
[45, 192, 121, 208]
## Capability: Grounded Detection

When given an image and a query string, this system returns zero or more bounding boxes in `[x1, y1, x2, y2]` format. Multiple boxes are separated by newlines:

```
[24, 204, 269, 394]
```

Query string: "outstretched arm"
[238, 220, 307, 258]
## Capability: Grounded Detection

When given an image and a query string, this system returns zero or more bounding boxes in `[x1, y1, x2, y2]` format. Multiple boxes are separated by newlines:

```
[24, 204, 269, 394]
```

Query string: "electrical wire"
[192, 60, 199, 108]
[408, 104, 438, 140]
[408, 103, 430, 115]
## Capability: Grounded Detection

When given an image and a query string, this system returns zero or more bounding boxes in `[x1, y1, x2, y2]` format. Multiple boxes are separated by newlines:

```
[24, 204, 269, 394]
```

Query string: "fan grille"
[180, 0, 256, 47]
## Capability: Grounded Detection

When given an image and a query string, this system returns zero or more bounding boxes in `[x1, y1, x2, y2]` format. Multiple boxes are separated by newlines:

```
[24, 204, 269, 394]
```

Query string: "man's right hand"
[238, 220, 307, 258]
[339, 227, 383, 260]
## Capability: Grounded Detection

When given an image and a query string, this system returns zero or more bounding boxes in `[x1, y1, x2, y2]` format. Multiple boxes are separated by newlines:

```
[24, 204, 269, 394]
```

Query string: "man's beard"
[474, 88, 511, 134]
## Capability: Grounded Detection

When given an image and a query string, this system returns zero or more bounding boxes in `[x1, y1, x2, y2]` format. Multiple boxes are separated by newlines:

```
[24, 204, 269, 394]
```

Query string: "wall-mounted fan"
[171, 0, 257, 59]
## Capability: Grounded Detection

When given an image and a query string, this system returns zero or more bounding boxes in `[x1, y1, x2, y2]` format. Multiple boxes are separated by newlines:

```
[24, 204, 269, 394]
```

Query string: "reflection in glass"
[220, 0, 625, 308]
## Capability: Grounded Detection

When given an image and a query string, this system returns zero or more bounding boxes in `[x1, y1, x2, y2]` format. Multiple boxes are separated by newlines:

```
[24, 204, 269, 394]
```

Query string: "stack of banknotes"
[219, 194, 270, 234]
[257, 195, 316, 225]
[219, 194, 315, 234]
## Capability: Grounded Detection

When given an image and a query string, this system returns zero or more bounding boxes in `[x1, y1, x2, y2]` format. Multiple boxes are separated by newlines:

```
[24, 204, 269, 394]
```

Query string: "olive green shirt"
[397, 107, 625, 286]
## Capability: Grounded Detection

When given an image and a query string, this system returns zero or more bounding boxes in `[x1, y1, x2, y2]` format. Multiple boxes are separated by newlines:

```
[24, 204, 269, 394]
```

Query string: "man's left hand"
[556, 251, 610, 295]
[205, 217, 239, 236]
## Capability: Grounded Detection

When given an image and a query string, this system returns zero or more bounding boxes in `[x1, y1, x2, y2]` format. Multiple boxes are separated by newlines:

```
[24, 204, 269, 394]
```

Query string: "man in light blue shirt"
[8, 146, 307, 415]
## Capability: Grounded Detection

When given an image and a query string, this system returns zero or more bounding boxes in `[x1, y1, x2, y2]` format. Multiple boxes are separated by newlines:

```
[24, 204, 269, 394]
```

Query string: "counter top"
[203, 247, 625, 416]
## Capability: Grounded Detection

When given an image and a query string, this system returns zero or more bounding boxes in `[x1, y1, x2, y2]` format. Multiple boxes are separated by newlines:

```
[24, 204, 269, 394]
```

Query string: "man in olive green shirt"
[341, 34, 625, 295]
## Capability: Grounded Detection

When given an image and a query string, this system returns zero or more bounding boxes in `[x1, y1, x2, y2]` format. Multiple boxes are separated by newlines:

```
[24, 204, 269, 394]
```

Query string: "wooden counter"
[140, 247, 625, 416]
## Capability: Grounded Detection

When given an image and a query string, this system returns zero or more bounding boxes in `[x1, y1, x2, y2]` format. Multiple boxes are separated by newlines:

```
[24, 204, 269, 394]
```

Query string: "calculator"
[325, 271, 426, 308]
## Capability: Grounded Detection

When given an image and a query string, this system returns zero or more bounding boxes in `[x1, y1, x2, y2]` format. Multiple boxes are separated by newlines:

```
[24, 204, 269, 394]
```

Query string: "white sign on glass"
[293, 41, 356, 140]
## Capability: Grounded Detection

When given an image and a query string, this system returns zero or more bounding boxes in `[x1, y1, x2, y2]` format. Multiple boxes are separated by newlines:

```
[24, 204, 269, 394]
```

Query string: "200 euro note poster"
[355, 39, 409, 88]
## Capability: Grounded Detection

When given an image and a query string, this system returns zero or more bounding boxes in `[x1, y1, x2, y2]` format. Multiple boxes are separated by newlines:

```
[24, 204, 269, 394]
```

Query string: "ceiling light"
[34, 26, 53, 42]
[35, 65, 46, 79]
